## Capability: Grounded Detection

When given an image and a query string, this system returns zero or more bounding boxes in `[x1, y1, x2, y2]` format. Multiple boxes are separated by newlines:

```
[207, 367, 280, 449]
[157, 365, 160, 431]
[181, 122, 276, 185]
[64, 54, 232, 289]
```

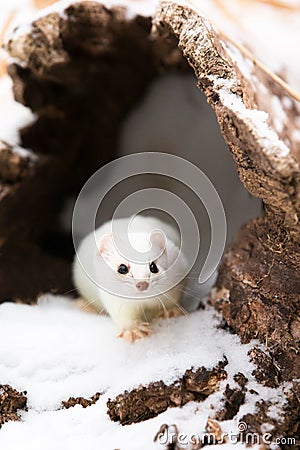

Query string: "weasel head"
[96, 231, 182, 297]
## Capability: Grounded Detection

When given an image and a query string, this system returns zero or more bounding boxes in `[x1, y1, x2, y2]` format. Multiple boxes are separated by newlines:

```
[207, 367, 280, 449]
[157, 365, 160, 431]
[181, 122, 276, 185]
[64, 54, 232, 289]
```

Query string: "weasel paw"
[74, 298, 102, 315]
[158, 306, 185, 319]
[117, 322, 152, 343]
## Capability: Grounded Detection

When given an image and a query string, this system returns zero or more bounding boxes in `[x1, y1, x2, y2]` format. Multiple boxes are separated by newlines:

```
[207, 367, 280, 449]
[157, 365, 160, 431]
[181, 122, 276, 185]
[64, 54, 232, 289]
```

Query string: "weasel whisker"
[138, 302, 149, 323]
[156, 287, 189, 317]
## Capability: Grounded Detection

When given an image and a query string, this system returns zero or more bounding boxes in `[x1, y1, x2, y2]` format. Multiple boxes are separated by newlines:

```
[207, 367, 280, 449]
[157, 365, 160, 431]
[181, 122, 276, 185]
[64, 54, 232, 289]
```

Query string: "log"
[107, 362, 227, 425]
[1, 1, 299, 444]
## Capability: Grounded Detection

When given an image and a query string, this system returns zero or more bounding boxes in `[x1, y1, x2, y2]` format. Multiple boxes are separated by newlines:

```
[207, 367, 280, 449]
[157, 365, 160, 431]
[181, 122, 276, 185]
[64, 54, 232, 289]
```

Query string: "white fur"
[73, 216, 187, 331]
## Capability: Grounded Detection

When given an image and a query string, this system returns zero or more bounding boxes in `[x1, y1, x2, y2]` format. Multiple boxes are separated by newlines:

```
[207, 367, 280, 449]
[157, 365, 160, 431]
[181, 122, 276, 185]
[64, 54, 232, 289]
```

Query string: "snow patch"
[292, 129, 300, 143]
[0, 76, 35, 148]
[225, 42, 254, 80]
[282, 96, 293, 110]
[208, 75, 290, 159]
[0, 296, 288, 449]
[271, 95, 287, 134]
[0, 298, 246, 409]
[12, 145, 37, 160]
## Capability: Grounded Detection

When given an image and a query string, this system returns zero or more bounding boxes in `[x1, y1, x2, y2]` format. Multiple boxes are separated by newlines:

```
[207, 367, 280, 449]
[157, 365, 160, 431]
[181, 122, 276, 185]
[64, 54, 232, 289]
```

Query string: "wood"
[1, 1, 299, 443]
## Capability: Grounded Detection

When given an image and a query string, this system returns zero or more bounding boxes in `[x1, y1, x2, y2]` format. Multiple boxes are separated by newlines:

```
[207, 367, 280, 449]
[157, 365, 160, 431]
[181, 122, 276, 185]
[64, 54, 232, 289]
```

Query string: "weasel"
[73, 216, 187, 342]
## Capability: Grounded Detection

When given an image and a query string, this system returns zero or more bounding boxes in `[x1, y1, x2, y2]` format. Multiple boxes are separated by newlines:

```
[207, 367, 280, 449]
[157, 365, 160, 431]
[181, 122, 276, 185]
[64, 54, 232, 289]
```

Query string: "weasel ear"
[150, 230, 167, 253]
[98, 233, 114, 258]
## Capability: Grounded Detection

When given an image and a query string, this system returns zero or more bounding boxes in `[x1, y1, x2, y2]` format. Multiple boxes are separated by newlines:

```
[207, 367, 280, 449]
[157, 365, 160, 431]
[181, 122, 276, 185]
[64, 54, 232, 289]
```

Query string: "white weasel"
[73, 216, 187, 342]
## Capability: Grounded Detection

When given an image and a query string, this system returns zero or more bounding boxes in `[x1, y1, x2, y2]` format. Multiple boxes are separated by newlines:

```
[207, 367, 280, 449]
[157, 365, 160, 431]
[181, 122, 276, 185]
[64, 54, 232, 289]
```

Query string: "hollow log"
[1, 0, 299, 444]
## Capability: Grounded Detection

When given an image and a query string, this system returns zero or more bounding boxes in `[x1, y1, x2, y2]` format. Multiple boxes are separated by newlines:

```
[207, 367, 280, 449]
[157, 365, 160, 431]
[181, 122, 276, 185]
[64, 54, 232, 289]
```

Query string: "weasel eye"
[149, 262, 159, 274]
[118, 264, 129, 275]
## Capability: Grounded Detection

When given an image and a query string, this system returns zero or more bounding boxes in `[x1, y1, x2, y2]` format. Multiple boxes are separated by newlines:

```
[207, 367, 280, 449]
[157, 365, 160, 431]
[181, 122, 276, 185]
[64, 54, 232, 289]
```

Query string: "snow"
[282, 96, 293, 110]
[0, 401, 257, 450]
[0, 296, 287, 449]
[208, 75, 291, 162]
[224, 42, 254, 80]
[0, 297, 245, 409]
[0, 76, 35, 149]
[271, 95, 288, 134]
[0, 0, 34, 44]
[293, 129, 300, 143]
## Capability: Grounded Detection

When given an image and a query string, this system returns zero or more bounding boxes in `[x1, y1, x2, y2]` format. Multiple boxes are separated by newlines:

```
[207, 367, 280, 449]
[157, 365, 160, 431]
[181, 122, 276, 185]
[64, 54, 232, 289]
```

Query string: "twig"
[252, 0, 300, 11]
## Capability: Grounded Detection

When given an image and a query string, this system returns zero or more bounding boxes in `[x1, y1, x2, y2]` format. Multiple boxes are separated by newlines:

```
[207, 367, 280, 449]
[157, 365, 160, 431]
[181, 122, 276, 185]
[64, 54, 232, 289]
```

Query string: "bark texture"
[107, 362, 227, 425]
[0, 385, 27, 428]
[62, 392, 101, 409]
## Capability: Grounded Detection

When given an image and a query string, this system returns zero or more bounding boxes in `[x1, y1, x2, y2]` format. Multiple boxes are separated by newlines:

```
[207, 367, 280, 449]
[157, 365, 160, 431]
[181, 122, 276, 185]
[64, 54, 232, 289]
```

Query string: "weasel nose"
[136, 281, 149, 292]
